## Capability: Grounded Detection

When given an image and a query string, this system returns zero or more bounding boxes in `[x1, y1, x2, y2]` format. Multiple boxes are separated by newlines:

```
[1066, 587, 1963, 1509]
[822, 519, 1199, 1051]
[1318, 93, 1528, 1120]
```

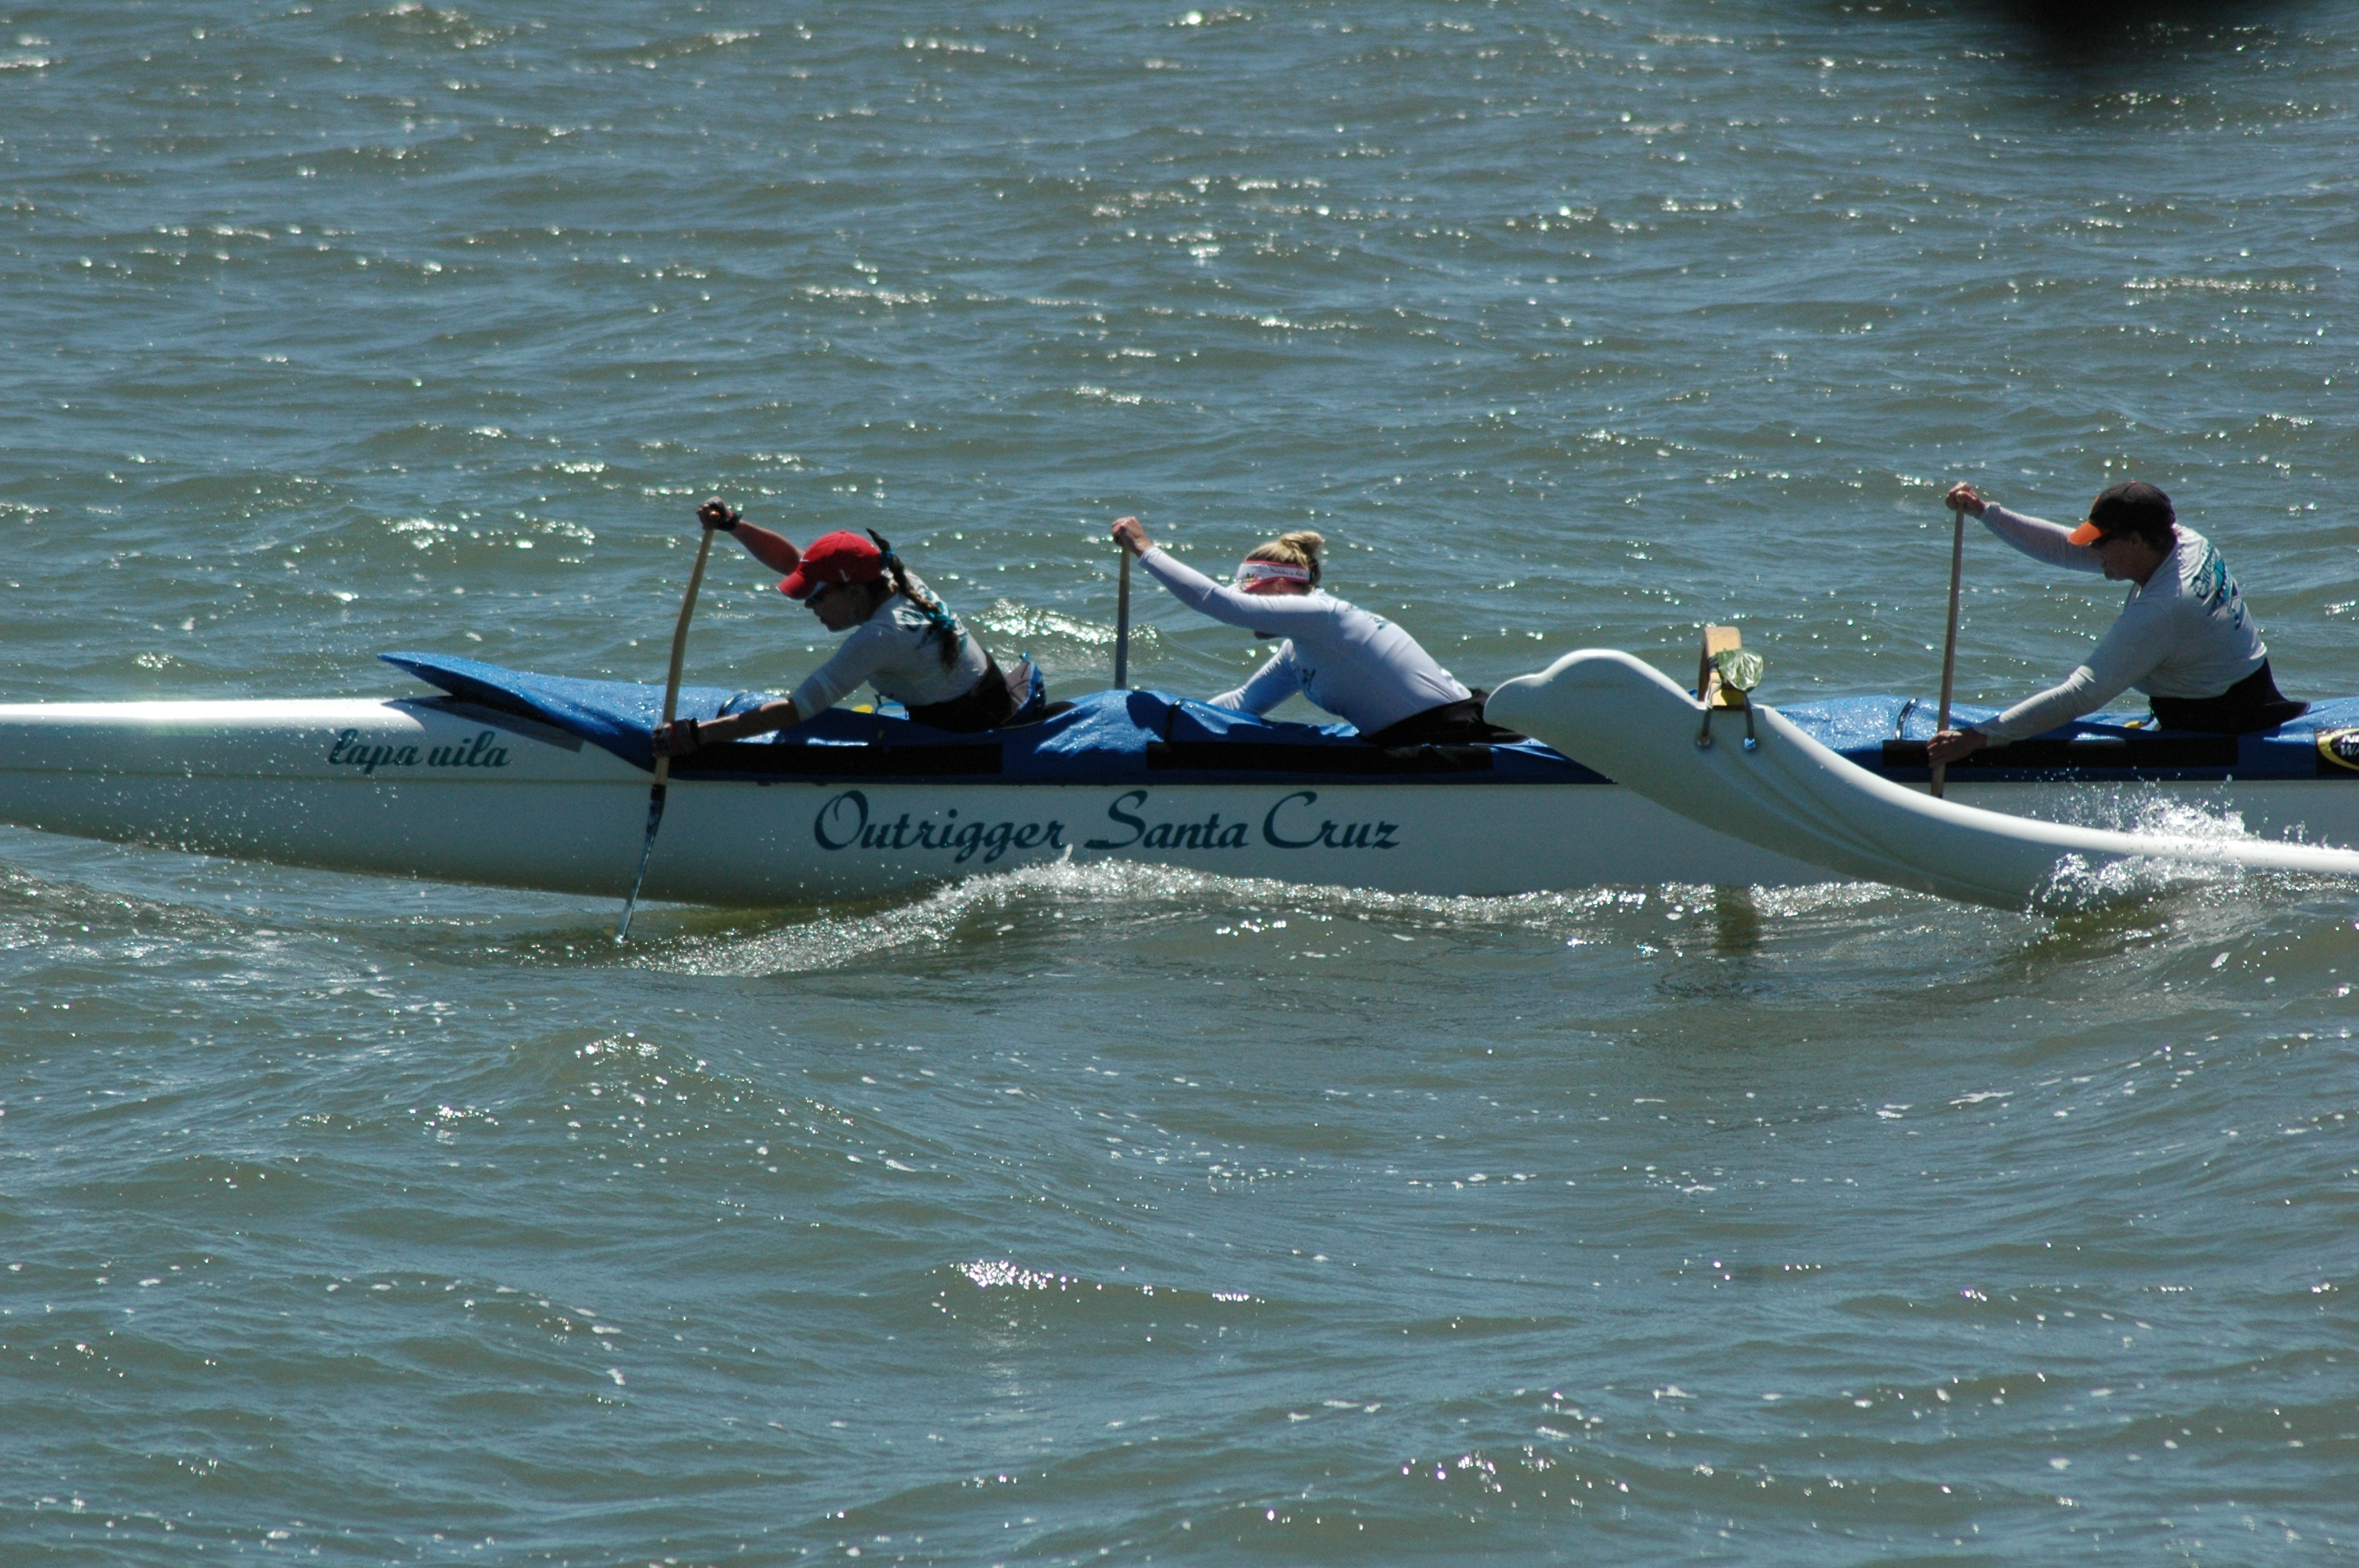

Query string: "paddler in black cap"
[1928, 480, 2304, 766]
[653, 499, 1040, 751]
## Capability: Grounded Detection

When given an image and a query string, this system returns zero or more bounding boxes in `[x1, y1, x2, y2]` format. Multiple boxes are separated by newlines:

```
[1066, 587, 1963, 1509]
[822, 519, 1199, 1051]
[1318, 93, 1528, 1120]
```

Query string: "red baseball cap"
[777, 531, 885, 599]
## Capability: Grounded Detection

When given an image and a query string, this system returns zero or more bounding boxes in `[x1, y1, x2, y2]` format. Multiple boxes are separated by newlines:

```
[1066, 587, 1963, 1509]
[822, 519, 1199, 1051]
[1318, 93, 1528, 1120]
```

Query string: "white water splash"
[630, 856, 1806, 978]
[2030, 792, 2333, 913]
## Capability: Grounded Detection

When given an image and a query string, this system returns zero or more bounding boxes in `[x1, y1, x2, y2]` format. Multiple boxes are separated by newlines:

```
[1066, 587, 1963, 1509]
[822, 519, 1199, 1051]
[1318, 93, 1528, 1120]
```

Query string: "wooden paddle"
[1930, 500, 1967, 799]
[615, 522, 718, 942]
[1113, 546, 1132, 690]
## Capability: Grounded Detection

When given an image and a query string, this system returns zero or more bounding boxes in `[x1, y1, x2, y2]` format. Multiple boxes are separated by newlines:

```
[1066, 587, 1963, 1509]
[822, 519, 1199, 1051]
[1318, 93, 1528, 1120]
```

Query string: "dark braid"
[868, 529, 964, 670]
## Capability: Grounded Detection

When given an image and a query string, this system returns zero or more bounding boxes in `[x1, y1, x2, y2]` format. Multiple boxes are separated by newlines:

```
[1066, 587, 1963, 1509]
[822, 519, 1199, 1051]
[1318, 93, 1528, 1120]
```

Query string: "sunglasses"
[805, 581, 835, 607]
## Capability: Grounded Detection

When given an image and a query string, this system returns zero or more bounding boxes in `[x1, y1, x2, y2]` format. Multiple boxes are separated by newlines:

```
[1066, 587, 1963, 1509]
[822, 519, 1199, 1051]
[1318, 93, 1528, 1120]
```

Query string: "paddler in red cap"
[1110, 514, 1523, 746]
[653, 499, 1039, 752]
[1927, 480, 2304, 767]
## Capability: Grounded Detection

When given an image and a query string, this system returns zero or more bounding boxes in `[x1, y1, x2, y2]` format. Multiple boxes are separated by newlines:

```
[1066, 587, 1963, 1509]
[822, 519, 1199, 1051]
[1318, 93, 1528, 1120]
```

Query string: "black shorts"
[1361, 691, 1526, 747]
[2147, 659, 2307, 734]
[903, 653, 1045, 733]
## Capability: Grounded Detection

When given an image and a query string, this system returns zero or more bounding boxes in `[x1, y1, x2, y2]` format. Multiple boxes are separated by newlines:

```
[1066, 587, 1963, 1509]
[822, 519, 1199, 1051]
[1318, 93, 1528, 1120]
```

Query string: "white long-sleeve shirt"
[790, 575, 989, 717]
[1976, 505, 2266, 742]
[1136, 546, 1468, 734]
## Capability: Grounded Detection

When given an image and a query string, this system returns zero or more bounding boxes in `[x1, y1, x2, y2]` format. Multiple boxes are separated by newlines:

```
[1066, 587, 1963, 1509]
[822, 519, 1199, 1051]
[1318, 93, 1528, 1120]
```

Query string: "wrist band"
[717, 510, 740, 532]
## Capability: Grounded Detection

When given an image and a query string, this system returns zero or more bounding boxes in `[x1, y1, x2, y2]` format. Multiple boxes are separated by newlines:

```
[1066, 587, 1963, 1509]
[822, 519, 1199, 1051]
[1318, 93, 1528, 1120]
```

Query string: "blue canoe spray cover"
[378, 652, 1605, 783]
[383, 652, 2349, 786]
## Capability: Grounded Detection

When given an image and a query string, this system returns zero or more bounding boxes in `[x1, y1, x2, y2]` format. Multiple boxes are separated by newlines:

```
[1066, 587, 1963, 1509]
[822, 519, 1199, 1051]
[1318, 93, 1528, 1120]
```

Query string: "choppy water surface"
[5, 1, 2357, 1561]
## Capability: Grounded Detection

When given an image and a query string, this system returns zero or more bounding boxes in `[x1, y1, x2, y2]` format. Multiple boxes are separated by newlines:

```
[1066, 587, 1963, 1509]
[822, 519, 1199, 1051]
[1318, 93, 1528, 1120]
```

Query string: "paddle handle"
[1931, 504, 1966, 800]
[660, 528, 716, 730]
[659, 524, 722, 779]
[1113, 548, 1132, 690]
[616, 524, 718, 940]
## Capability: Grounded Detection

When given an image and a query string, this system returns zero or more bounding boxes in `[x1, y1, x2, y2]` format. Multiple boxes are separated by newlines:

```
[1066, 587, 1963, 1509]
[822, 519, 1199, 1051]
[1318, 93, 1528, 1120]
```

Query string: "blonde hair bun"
[1244, 530, 1326, 586]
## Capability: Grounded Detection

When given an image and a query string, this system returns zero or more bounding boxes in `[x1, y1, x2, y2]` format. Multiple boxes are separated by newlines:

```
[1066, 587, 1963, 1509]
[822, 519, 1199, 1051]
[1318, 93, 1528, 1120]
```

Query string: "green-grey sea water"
[4, 2, 2357, 1561]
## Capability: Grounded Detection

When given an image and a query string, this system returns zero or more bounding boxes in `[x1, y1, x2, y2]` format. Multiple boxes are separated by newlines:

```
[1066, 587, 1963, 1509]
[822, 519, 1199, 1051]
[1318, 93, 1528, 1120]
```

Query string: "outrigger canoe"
[4, 650, 2359, 906]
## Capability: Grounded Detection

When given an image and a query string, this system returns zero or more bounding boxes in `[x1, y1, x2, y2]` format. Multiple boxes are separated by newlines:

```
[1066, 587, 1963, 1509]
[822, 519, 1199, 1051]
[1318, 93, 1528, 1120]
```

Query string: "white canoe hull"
[9, 693, 2355, 906]
[0, 696, 1832, 901]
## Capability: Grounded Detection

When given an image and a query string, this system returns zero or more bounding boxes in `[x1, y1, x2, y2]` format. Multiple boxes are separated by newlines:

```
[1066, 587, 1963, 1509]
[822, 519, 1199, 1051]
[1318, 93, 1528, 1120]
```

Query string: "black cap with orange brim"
[2067, 481, 2175, 545]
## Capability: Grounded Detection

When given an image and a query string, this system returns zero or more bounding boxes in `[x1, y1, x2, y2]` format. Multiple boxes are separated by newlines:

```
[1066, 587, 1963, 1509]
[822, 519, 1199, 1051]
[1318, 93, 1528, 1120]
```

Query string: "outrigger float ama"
[8, 636, 2359, 907]
[1488, 641, 2359, 909]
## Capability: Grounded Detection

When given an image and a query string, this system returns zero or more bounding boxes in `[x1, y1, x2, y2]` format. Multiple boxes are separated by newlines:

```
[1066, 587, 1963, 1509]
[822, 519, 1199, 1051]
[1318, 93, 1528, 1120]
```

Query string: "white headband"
[1234, 561, 1312, 585]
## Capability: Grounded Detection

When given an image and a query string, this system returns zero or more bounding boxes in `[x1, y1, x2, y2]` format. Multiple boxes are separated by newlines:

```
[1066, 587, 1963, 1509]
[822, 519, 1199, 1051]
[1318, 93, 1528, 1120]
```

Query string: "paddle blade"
[614, 782, 667, 942]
